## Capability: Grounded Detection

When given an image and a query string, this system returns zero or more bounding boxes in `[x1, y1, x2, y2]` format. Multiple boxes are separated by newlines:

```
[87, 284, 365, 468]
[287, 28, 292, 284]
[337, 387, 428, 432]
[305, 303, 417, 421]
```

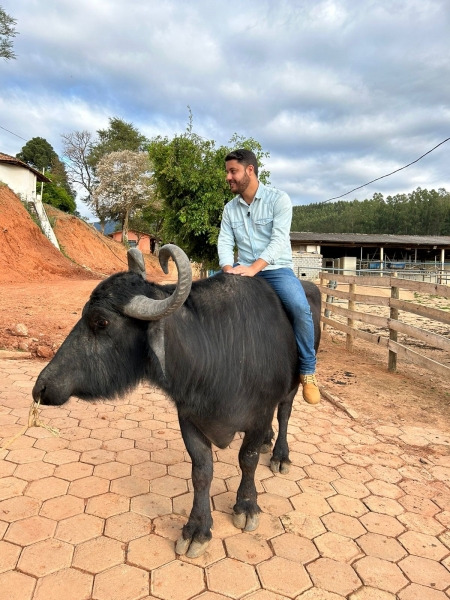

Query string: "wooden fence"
[318, 272, 450, 378]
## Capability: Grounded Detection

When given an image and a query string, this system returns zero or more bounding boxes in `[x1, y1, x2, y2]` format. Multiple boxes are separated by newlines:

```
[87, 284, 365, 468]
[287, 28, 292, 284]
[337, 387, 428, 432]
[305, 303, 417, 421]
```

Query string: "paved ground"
[0, 359, 449, 600]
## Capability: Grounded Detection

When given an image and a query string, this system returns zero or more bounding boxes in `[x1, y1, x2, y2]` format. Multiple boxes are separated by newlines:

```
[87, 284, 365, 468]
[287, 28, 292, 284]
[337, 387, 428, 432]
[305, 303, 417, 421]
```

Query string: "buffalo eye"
[95, 319, 109, 329]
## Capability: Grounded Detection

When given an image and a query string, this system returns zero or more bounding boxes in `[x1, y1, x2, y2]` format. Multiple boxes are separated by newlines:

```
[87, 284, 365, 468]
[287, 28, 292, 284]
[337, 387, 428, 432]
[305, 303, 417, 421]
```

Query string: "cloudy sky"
[1, 0, 449, 218]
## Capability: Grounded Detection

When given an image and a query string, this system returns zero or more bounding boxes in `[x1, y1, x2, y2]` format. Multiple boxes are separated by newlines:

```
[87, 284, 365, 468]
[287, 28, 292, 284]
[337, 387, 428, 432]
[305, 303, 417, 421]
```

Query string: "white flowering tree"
[94, 150, 156, 244]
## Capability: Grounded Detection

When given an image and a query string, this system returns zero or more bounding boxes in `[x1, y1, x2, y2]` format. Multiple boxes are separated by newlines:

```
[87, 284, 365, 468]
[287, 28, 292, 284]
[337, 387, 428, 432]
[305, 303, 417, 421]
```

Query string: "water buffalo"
[33, 244, 321, 558]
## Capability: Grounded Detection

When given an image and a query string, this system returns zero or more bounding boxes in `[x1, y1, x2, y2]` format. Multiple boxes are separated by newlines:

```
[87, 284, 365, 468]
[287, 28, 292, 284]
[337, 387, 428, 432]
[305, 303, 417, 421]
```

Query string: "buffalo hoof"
[270, 458, 291, 474]
[232, 511, 260, 531]
[176, 536, 210, 558]
[260, 442, 273, 454]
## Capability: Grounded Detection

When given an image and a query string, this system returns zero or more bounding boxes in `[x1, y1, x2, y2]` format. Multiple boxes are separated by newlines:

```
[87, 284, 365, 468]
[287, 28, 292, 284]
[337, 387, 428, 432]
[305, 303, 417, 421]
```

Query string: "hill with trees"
[292, 188, 450, 236]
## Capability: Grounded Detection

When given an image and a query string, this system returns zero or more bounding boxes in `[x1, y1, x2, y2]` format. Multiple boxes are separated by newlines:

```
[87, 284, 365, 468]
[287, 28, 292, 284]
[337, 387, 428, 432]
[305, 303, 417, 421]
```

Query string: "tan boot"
[300, 374, 321, 405]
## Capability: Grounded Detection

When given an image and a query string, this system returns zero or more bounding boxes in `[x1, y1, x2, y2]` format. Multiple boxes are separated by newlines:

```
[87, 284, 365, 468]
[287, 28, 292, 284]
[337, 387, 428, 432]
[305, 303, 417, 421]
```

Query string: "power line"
[0, 124, 28, 142]
[323, 136, 450, 203]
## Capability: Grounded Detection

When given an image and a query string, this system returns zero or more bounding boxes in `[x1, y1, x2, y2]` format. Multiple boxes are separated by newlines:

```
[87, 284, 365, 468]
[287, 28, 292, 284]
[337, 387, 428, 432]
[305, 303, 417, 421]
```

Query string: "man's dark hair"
[225, 149, 258, 177]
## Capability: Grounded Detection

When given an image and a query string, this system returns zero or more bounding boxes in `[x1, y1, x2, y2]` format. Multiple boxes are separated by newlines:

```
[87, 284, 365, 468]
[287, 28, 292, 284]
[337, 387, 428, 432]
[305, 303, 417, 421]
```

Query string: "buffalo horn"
[127, 248, 147, 279]
[123, 244, 192, 320]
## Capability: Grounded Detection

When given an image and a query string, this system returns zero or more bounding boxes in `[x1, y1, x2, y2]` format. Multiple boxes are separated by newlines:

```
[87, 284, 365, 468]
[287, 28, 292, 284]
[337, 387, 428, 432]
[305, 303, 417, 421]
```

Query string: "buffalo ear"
[127, 249, 146, 279]
[148, 321, 166, 378]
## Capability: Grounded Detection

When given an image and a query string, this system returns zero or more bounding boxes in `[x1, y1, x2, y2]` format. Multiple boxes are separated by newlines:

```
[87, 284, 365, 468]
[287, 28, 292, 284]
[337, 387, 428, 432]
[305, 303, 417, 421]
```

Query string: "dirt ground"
[1, 185, 449, 437]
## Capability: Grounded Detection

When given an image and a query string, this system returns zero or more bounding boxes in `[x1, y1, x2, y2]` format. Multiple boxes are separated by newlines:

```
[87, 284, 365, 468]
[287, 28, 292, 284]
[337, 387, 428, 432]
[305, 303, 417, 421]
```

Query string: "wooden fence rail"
[318, 272, 450, 378]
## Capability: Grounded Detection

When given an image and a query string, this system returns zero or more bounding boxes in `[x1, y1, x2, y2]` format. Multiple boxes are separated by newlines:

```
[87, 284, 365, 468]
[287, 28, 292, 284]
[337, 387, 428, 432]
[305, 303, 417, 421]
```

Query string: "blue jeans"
[257, 268, 316, 375]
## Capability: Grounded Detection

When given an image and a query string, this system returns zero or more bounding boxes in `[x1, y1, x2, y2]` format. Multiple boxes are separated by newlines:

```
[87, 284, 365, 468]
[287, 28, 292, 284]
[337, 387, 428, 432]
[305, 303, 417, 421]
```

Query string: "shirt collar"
[238, 182, 263, 205]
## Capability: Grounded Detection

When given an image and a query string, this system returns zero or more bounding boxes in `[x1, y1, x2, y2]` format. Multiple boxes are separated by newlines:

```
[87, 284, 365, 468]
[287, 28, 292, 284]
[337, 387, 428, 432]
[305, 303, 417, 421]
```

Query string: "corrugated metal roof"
[0, 152, 51, 182]
[290, 231, 450, 247]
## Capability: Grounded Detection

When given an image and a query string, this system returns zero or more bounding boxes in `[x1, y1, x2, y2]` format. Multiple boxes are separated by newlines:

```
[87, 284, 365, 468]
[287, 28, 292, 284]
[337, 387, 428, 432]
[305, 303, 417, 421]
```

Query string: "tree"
[16, 137, 58, 171]
[17, 137, 76, 213]
[0, 6, 17, 60]
[93, 151, 156, 244]
[88, 117, 149, 168]
[148, 113, 270, 266]
[62, 119, 149, 231]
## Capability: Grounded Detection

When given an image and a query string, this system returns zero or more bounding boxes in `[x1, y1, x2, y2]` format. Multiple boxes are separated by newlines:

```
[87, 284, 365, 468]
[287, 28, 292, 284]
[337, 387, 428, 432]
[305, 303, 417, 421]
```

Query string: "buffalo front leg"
[175, 416, 213, 558]
[270, 387, 297, 474]
[233, 428, 267, 532]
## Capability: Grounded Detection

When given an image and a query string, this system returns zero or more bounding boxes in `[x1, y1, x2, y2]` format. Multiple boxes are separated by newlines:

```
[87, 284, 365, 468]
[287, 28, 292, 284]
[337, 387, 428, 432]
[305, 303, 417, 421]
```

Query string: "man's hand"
[222, 258, 268, 277]
[227, 264, 257, 277]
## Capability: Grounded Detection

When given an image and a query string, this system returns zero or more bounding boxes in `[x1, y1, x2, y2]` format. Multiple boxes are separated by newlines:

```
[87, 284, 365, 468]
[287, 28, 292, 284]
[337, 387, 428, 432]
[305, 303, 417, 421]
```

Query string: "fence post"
[323, 280, 337, 331]
[346, 283, 356, 352]
[388, 281, 399, 371]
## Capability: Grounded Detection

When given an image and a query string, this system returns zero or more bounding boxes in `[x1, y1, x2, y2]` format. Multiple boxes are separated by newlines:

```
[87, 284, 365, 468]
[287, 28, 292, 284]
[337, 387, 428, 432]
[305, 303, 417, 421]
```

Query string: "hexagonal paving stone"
[363, 495, 404, 516]
[225, 532, 272, 565]
[353, 556, 408, 594]
[0, 539, 21, 573]
[73, 535, 125, 574]
[315, 532, 362, 562]
[307, 558, 362, 597]
[0, 495, 41, 522]
[290, 492, 331, 517]
[0, 476, 27, 500]
[261, 476, 301, 498]
[332, 478, 369, 499]
[207, 558, 260, 599]
[110, 475, 149, 497]
[40, 494, 84, 520]
[327, 494, 368, 517]
[150, 475, 188, 497]
[6, 447, 45, 463]
[4, 514, 56, 546]
[80, 449, 115, 465]
[93, 461, 131, 480]
[0, 570, 36, 600]
[336, 464, 371, 483]
[299, 479, 336, 497]
[257, 493, 293, 517]
[257, 556, 312, 597]
[131, 460, 167, 480]
[398, 555, 450, 590]
[151, 448, 185, 465]
[128, 534, 176, 570]
[33, 567, 93, 600]
[14, 460, 55, 481]
[397, 512, 444, 536]
[25, 476, 69, 500]
[357, 532, 407, 561]
[366, 479, 403, 500]
[131, 492, 172, 518]
[180, 537, 226, 568]
[54, 461, 93, 481]
[271, 532, 319, 563]
[152, 561, 205, 600]
[304, 464, 340, 482]
[397, 583, 449, 600]
[398, 530, 448, 561]
[86, 492, 130, 519]
[280, 511, 326, 539]
[55, 512, 104, 544]
[105, 511, 151, 542]
[350, 588, 396, 600]
[18, 538, 74, 577]
[116, 448, 150, 465]
[359, 512, 405, 537]
[321, 512, 366, 539]
[398, 495, 440, 516]
[68, 475, 110, 498]
[153, 513, 186, 541]
[43, 449, 80, 465]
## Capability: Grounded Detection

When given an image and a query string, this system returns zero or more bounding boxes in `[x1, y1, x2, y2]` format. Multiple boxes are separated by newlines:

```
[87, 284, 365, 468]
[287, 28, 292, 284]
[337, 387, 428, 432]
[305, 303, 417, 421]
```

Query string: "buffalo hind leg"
[176, 416, 213, 558]
[270, 387, 297, 474]
[233, 427, 267, 532]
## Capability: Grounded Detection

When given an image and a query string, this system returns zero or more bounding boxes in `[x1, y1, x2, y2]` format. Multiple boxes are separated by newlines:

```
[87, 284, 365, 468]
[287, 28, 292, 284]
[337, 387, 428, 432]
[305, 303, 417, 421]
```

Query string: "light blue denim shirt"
[218, 182, 294, 271]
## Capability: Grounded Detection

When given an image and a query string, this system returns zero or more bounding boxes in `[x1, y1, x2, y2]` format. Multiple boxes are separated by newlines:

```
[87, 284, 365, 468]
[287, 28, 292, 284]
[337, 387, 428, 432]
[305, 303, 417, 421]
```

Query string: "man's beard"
[230, 172, 250, 195]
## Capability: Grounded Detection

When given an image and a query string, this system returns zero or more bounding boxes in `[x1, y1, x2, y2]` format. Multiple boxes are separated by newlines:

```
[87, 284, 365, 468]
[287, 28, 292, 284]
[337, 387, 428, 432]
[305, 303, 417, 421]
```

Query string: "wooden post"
[346, 283, 356, 352]
[323, 280, 337, 331]
[388, 283, 399, 371]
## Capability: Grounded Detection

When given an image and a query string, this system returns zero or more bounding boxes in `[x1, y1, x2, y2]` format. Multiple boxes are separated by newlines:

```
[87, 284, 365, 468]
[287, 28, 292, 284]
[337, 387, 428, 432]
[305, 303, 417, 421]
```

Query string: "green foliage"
[17, 137, 58, 171]
[42, 172, 76, 213]
[88, 117, 149, 168]
[292, 188, 450, 235]
[17, 137, 76, 213]
[0, 6, 17, 60]
[148, 112, 270, 265]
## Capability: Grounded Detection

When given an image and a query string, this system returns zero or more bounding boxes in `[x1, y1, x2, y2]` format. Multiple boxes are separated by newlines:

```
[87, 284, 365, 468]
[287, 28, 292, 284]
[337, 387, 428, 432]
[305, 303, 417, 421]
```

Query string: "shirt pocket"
[254, 218, 273, 237]
[231, 220, 245, 243]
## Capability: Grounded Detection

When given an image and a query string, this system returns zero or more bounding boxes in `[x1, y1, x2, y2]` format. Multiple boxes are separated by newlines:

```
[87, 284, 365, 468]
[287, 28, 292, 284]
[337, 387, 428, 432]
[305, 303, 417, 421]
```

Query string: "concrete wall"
[292, 252, 323, 281]
[0, 163, 37, 201]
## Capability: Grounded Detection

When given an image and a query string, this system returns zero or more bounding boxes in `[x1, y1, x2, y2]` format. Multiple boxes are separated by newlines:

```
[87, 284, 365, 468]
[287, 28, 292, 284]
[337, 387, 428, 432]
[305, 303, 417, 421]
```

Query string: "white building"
[0, 152, 60, 249]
